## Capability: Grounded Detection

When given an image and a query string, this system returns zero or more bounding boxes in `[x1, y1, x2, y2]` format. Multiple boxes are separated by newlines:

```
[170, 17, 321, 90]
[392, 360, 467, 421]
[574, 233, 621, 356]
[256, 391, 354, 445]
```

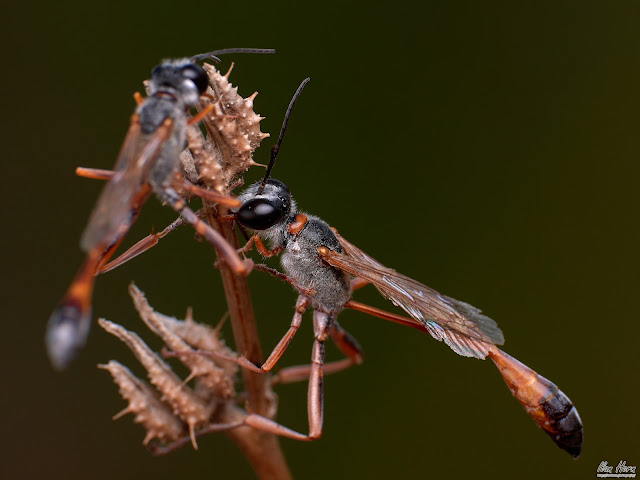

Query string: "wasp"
[46, 48, 272, 371]
[79, 77, 583, 456]
[221, 79, 584, 457]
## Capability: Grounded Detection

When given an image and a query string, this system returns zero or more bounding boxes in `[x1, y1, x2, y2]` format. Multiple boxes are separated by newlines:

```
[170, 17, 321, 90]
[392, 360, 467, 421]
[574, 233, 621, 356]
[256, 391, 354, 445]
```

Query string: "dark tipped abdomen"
[46, 300, 92, 371]
[489, 347, 583, 458]
[535, 389, 583, 458]
[46, 254, 98, 370]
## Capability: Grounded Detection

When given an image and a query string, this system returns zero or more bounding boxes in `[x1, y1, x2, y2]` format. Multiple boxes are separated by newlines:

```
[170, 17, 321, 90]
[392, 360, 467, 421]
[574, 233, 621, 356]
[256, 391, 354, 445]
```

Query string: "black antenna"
[190, 48, 275, 63]
[257, 77, 310, 194]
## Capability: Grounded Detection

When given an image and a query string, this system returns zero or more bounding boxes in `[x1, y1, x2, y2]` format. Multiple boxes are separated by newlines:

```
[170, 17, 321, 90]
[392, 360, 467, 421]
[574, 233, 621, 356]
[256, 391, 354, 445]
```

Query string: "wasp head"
[236, 179, 295, 231]
[148, 59, 209, 106]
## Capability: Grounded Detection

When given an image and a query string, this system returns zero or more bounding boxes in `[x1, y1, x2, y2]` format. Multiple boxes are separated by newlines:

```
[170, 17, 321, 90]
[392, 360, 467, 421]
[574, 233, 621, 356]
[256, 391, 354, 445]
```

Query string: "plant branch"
[204, 203, 292, 480]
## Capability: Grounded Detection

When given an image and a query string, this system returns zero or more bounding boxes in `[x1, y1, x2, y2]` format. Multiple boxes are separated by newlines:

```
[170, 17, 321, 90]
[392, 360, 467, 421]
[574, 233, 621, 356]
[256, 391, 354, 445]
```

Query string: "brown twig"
[100, 62, 292, 478]
[204, 203, 292, 480]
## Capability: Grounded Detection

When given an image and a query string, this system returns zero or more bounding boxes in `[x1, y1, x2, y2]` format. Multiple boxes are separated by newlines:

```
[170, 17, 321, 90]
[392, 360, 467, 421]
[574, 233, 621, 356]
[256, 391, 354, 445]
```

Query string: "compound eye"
[181, 64, 208, 94]
[150, 64, 163, 79]
[237, 198, 284, 230]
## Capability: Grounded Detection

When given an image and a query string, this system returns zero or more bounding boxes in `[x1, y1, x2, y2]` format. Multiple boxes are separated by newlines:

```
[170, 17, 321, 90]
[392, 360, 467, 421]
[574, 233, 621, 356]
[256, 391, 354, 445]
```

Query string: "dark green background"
[2, 2, 638, 479]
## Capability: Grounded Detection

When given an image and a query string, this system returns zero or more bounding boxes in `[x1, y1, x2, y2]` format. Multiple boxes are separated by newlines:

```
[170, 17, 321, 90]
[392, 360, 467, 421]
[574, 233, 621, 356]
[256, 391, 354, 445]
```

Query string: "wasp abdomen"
[488, 347, 583, 458]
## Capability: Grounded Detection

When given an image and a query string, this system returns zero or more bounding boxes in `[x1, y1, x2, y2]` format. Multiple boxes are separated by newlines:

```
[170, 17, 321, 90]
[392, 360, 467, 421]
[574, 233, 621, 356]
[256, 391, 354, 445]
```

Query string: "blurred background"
[2, 1, 639, 479]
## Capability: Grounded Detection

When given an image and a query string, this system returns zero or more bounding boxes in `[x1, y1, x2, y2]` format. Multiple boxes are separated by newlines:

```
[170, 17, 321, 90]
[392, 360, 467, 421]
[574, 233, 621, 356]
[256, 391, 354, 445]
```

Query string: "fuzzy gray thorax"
[237, 180, 351, 313]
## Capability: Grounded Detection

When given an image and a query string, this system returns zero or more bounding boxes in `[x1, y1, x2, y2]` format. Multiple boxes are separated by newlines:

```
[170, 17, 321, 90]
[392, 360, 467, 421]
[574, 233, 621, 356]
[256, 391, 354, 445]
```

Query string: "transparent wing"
[80, 117, 173, 251]
[319, 234, 504, 359]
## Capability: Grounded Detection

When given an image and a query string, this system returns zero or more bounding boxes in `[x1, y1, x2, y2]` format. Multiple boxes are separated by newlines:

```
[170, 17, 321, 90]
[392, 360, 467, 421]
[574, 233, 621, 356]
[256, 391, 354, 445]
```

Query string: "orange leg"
[157, 187, 252, 276]
[99, 214, 188, 274]
[344, 299, 430, 333]
[272, 321, 363, 384]
[187, 103, 215, 125]
[77, 166, 241, 209]
[179, 181, 241, 208]
[240, 235, 283, 257]
[232, 309, 336, 440]
[350, 277, 369, 292]
[76, 167, 241, 272]
[166, 294, 322, 441]
[76, 167, 116, 181]
[204, 295, 311, 373]
[148, 421, 245, 455]
[252, 264, 315, 296]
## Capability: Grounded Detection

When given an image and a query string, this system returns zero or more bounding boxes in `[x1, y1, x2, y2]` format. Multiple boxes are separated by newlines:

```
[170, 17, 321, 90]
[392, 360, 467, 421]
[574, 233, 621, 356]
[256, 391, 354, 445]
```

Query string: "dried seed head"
[98, 318, 215, 447]
[191, 63, 268, 189]
[179, 146, 200, 185]
[99, 360, 185, 444]
[128, 284, 236, 399]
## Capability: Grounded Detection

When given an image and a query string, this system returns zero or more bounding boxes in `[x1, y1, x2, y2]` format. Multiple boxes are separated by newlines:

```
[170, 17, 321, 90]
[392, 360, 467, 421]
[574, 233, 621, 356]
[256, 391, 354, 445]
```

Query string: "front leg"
[200, 295, 310, 374]
[239, 234, 283, 257]
[252, 264, 316, 297]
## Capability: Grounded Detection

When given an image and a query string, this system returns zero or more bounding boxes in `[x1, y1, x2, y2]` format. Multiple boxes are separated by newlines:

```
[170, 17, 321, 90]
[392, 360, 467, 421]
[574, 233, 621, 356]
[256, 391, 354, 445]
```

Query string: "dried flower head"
[98, 286, 248, 451]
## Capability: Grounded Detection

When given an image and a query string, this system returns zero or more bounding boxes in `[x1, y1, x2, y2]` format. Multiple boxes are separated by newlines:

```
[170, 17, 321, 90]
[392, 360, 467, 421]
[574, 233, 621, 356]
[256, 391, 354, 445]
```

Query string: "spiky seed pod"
[183, 123, 224, 190]
[195, 63, 269, 188]
[128, 284, 236, 399]
[157, 313, 239, 377]
[99, 360, 185, 445]
[98, 319, 215, 447]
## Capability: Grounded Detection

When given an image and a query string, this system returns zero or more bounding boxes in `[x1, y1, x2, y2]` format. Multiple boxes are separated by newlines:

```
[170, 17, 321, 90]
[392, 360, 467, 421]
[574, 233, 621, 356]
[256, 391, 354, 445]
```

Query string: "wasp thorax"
[236, 179, 293, 231]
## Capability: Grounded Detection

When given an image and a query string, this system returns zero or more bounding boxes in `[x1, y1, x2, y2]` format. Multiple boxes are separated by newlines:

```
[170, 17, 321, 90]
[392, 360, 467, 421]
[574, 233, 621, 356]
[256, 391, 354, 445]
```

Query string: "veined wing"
[80, 116, 173, 252]
[319, 234, 504, 359]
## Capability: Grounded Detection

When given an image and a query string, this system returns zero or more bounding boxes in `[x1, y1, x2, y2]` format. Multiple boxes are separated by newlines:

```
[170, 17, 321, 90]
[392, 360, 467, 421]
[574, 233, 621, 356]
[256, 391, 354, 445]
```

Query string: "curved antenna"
[190, 48, 275, 63]
[257, 77, 311, 194]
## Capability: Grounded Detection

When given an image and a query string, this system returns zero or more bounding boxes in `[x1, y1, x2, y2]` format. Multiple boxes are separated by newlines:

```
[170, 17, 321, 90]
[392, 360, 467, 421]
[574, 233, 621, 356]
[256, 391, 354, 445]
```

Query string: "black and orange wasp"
[46, 48, 273, 370]
[226, 79, 583, 457]
[53, 70, 583, 458]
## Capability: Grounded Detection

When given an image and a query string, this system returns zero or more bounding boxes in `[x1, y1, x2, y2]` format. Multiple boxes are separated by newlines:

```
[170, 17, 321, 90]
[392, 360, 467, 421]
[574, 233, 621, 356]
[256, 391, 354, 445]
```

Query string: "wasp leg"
[187, 295, 310, 375]
[305, 310, 335, 439]
[243, 414, 312, 441]
[344, 299, 431, 333]
[77, 166, 241, 210]
[148, 421, 246, 455]
[261, 295, 309, 371]
[179, 181, 241, 208]
[99, 214, 190, 274]
[76, 167, 116, 180]
[187, 103, 215, 125]
[158, 187, 252, 276]
[272, 321, 363, 385]
[180, 305, 342, 441]
[245, 309, 334, 441]
[77, 174, 240, 273]
[252, 264, 315, 296]
[350, 277, 369, 292]
[239, 235, 283, 257]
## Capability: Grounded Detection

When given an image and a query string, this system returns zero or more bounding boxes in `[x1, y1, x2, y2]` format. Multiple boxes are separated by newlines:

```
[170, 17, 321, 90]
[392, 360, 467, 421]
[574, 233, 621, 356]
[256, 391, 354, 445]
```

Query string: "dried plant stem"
[204, 202, 292, 480]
